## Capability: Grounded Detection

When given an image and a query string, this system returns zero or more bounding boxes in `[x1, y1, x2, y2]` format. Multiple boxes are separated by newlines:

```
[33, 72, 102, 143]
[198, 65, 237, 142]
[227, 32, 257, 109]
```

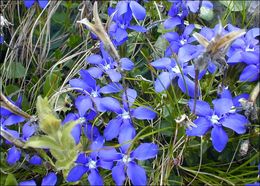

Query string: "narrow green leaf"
[43, 72, 62, 97]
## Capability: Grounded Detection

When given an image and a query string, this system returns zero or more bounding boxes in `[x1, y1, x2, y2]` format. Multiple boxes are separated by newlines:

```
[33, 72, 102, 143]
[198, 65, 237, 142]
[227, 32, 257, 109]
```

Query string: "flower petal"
[75, 96, 92, 116]
[128, 25, 147, 32]
[69, 78, 89, 90]
[104, 118, 122, 140]
[86, 55, 103, 65]
[19, 180, 36, 186]
[127, 162, 147, 186]
[87, 67, 103, 79]
[99, 148, 122, 161]
[120, 58, 134, 71]
[38, 0, 48, 9]
[115, 27, 128, 43]
[220, 88, 232, 99]
[122, 88, 137, 108]
[106, 69, 122, 82]
[99, 83, 123, 94]
[211, 125, 228, 152]
[22, 122, 36, 140]
[42, 172, 57, 186]
[183, 24, 195, 36]
[80, 70, 96, 89]
[188, 100, 212, 116]
[24, 0, 35, 8]
[212, 98, 233, 116]
[116, 1, 128, 17]
[178, 44, 199, 63]
[88, 169, 103, 186]
[150, 57, 171, 70]
[132, 143, 158, 160]
[129, 1, 146, 20]
[3, 115, 25, 126]
[154, 72, 173, 92]
[100, 97, 122, 114]
[178, 75, 198, 97]
[29, 155, 42, 165]
[186, 117, 212, 136]
[98, 160, 113, 170]
[241, 52, 259, 65]
[67, 165, 88, 182]
[75, 153, 88, 164]
[222, 113, 248, 134]
[239, 65, 259, 82]
[132, 107, 156, 120]
[70, 124, 81, 144]
[119, 124, 136, 153]
[164, 17, 182, 30]
[112, 163, 126, 185]
[7, 146, 21, 165]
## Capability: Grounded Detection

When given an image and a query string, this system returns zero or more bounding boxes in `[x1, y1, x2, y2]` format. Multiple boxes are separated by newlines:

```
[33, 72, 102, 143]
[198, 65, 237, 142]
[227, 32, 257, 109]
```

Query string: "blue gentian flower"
[164, 1, 213, 30]
[100, 88, 156, 141]
[19, 172, 57, 186]
[151, 57, 198, 96]
[186, 98, 249, 152]
[0, 96, 34, 145]
[108, 1, 147, 46]
[67, 136, 113, 186]
[24, 0, 48, 9]
[227, 25, 260, 82]
[62, 110, 100, 143]
[164, 24, 196, 57]
[99, 128, 158, 186]
[164, 1, 188, 30]
[113, 1, 146, 21]
[69, 69, 123, 111]
[85, 45, 134, 82]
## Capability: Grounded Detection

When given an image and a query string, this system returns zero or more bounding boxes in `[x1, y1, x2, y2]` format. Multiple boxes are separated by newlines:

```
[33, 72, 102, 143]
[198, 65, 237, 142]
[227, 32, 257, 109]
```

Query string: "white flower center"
[180, 39, 187, 45]
[104, 64, 111, 70]
[121, 110, 130, 119]
[91, 91, 98, 98]
[122, 155, 131, 164]
[245, 45, 254, 52]
[88, 160, 96, 169]
[229, 106, 236, 113]
[172, 65, 181, 74]
[210, 114, 220, 124]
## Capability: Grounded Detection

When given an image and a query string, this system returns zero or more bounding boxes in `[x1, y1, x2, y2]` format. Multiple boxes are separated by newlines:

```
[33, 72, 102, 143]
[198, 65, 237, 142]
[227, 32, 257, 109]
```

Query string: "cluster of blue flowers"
[0, 0, 259, 185]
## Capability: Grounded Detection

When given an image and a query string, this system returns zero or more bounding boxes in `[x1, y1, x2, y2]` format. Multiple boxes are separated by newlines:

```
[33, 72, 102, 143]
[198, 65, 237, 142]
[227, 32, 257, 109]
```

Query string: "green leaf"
[55, 149, 78, 171]
[5, 62, 26, 79]
[36, 96, 61, 135]
[220, 1, 245, 12]
[25, 136, 60, 149]
[4, 174, 18, 186]
[154, 36, 168, 56]
[43, 72, 62, 97]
